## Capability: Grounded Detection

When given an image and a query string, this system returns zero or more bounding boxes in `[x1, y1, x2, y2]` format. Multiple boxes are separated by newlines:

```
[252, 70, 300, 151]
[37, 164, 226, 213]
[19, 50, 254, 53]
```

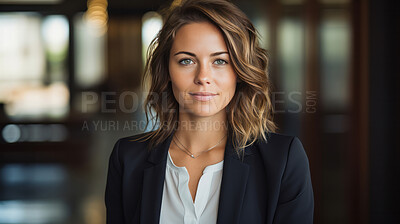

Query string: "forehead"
[171, 22, 228, 53]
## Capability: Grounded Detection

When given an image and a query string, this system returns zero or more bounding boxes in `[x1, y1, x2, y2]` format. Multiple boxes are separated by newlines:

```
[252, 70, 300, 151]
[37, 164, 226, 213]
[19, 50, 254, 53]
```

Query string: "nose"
[194, 62, 212, 85]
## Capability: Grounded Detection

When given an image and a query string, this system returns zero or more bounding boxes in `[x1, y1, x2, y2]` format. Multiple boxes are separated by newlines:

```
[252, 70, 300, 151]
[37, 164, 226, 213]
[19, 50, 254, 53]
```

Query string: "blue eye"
[179, 59, 194, 65]
[214, 59, 228, 65]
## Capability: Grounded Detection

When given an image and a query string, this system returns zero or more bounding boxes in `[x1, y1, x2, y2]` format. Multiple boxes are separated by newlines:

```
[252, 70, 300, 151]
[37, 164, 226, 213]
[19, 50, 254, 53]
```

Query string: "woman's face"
[169, 22, 237, 118]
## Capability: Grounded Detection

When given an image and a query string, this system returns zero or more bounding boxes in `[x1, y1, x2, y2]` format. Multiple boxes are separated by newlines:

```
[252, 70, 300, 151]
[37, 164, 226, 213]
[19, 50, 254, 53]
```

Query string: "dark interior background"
[0, 0, 398, 223]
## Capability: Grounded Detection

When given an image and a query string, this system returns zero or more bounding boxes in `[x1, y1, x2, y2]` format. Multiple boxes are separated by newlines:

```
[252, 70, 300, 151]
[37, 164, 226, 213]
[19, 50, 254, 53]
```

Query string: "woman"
[105, 0, 314, 223]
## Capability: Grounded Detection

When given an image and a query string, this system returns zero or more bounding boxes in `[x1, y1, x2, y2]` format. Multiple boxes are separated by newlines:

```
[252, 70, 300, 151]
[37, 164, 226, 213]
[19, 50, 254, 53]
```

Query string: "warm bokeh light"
[5, 82, 70, 120]
[84, 0, 108, 36]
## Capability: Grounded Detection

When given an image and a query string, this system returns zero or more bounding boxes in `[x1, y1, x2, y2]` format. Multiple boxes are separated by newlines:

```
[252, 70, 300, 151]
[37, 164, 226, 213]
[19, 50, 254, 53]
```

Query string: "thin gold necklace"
[172, 133, 227, 159]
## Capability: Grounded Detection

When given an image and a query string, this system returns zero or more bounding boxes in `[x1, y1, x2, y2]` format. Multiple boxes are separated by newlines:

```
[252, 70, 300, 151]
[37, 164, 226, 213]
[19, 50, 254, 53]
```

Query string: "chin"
[184, 105, 225, 118]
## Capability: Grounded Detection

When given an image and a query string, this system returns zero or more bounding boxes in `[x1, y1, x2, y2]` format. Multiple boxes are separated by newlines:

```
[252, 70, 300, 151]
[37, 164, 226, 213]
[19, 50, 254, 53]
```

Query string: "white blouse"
[159, 151, 224, 224]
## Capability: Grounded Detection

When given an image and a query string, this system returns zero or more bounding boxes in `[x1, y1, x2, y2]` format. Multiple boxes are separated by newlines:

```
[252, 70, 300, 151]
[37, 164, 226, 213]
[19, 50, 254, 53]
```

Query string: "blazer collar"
[140, 130, 251, 224]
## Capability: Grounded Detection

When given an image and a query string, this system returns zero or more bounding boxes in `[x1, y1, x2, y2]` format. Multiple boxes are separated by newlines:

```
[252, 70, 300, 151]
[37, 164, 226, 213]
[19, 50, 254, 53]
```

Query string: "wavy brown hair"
[134, 0, 277, 155]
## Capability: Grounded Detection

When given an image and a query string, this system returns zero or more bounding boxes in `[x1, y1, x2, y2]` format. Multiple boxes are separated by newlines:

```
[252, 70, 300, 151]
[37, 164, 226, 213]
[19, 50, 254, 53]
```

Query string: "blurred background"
[0, 0, 398, 223]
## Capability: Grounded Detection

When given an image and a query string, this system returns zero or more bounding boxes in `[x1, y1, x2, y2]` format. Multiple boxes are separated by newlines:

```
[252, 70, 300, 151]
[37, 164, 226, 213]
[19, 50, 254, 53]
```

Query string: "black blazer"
[105, 131, 314, 224]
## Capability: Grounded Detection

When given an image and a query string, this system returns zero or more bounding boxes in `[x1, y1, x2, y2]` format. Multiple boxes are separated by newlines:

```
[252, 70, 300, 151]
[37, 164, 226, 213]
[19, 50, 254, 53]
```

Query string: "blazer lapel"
[139, 132, 174, 224]
[217, 135, 251, 224]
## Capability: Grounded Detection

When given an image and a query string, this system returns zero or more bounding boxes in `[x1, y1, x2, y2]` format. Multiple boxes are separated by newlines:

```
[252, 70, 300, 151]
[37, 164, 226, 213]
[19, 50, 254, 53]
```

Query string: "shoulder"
[255, 132, 313, 202]
[114, 131, 152, 150]
[256, 133, 314, 221]
[109, 131, 154, 166]
[256, 132, 304, 155]
[262, 132, 297, 148]
[255, 132, 310, 175]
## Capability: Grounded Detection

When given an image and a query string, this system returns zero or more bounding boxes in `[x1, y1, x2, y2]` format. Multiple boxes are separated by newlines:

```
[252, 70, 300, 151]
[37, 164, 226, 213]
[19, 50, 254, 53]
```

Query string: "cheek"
[219, 73, 237, 93]
[170, 75, 190, 91]
[169, 65, 196, 93]
[169, 64, 182, 90]
[170, 80, 183, 99]
[170, 75, 192, 103]
[226, 82, 237, 100]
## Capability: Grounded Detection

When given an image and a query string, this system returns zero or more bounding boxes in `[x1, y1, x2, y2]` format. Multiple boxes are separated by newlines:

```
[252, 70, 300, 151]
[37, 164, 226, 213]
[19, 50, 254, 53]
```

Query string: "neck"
[173, 111, 228, 154]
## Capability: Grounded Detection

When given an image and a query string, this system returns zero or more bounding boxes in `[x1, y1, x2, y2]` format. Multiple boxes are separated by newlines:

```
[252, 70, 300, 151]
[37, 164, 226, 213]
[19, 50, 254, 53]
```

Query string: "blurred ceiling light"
[253, 17, 270, 49]
[2, 124, 21, 143]
[74, 13, 106, 88]
[278, 18, 304, 102]
[320, 13, 350, 111]
[142, 12, 163, 63]
[1, 164, 67, 184]
[0, 200, 67, 224]
[2, 124, 68, 143]
[41, 15, 69, 55]
[0, 13, 45, 81]
[142, 12, 163, 47]
[84, 0, 108, 36]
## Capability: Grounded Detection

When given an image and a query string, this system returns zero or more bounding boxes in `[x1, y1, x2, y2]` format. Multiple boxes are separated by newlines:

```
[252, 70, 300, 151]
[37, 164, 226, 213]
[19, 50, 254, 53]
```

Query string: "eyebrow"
[173, 51, 229, 57]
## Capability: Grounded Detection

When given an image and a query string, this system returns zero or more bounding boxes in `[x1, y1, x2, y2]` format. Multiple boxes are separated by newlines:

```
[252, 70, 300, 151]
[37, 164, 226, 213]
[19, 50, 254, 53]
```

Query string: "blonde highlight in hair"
[134, 0, 277, 156]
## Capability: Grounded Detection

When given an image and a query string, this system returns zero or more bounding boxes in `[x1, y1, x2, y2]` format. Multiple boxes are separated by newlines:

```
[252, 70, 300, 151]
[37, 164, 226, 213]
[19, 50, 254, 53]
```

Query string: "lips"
[189, 92, 218, 101]
[189, 92, 218, 96]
